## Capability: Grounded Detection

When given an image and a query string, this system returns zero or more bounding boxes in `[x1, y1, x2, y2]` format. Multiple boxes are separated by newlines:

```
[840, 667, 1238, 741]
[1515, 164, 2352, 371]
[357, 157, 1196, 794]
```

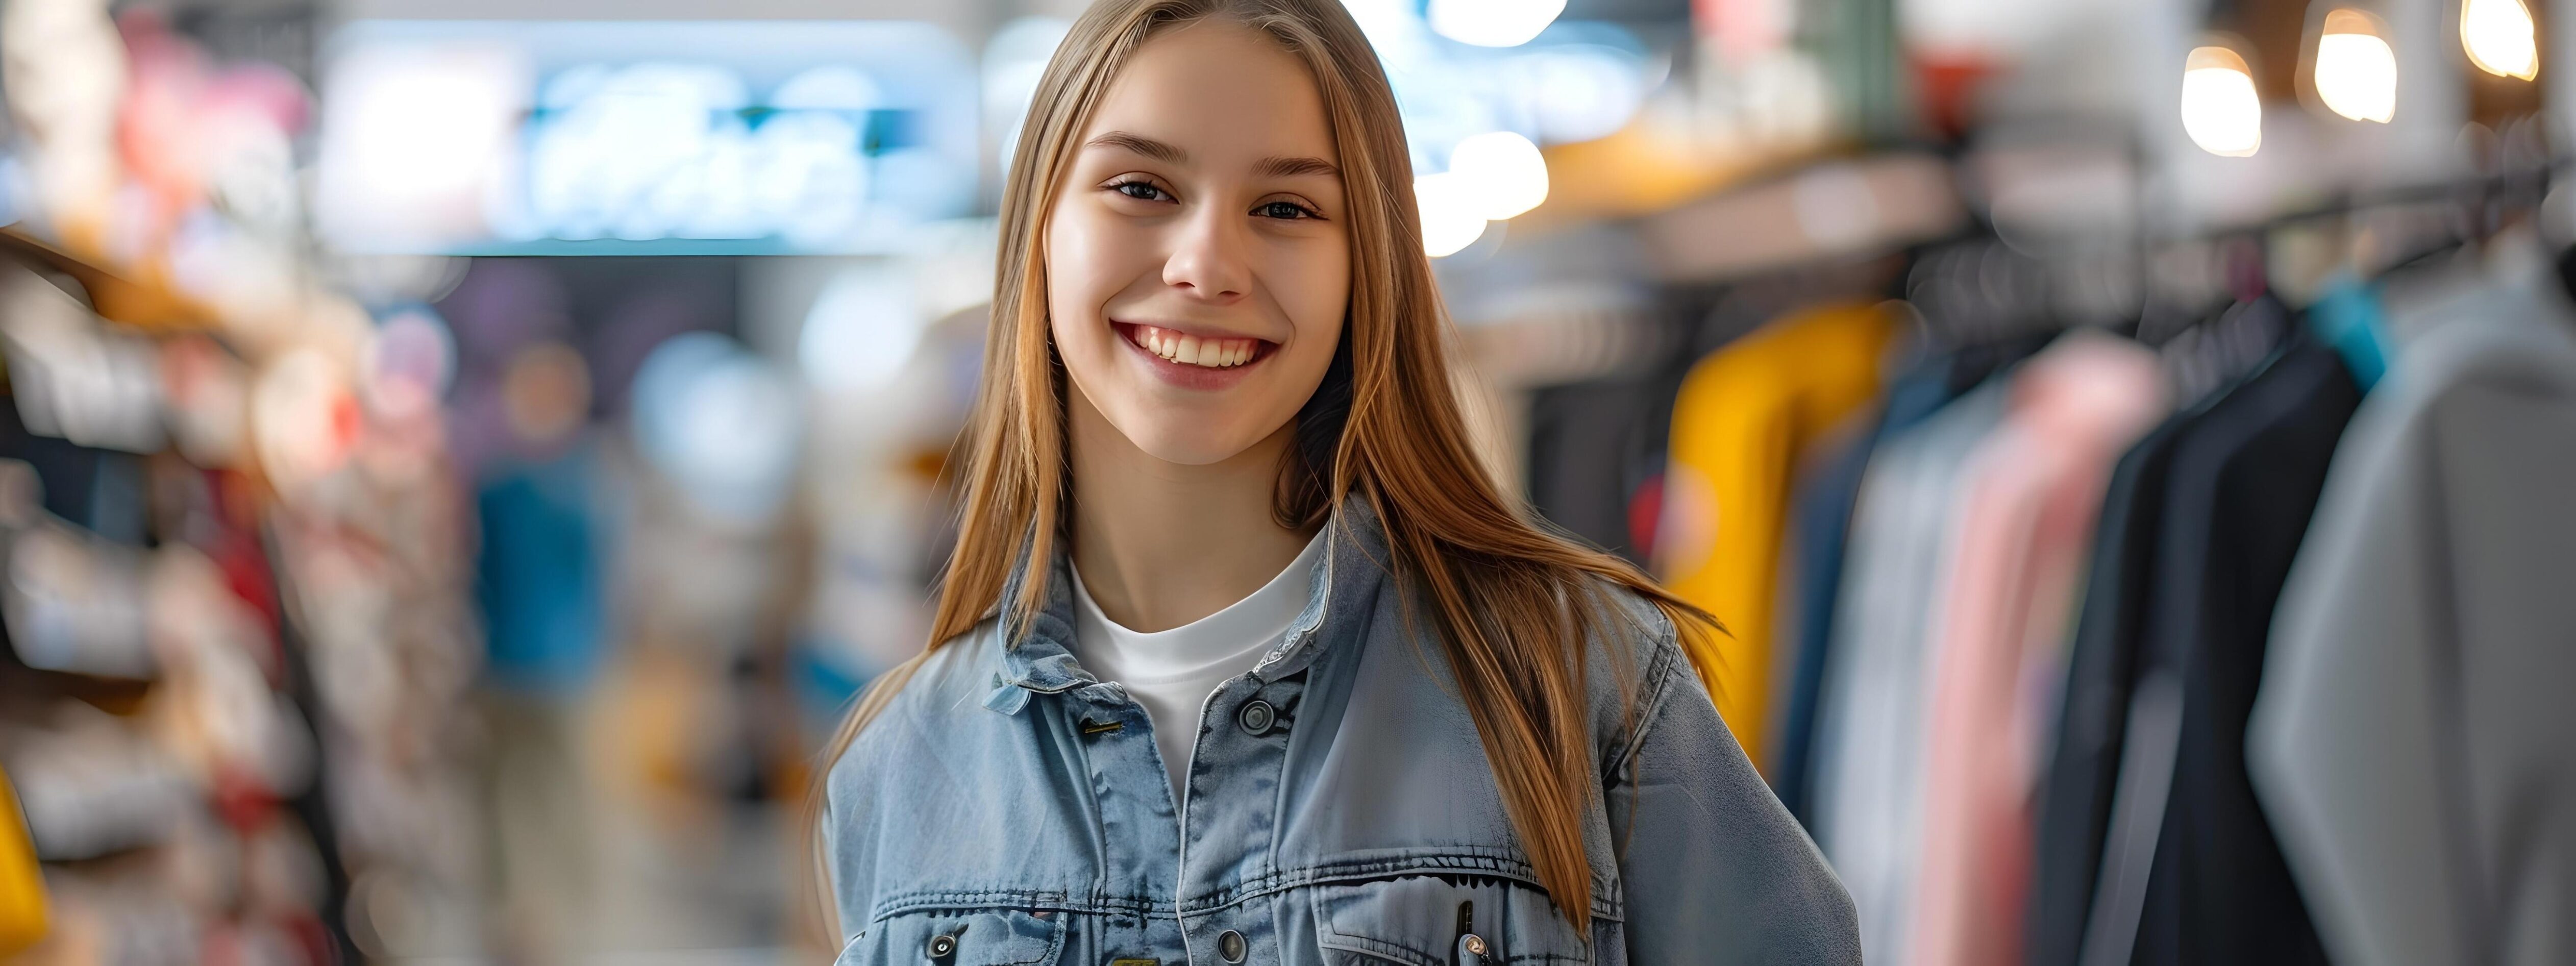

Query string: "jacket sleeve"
[1607, 637, 1863, 964]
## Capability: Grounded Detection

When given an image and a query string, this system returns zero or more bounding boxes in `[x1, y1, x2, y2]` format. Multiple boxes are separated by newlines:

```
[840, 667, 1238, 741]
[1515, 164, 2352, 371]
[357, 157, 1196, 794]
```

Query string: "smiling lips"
[1125, 323, 1267, 368]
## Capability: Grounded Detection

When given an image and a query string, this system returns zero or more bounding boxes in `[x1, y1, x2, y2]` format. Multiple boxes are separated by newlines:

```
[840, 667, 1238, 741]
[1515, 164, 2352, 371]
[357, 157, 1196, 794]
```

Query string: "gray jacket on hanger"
[2253, 257, 2576, 966]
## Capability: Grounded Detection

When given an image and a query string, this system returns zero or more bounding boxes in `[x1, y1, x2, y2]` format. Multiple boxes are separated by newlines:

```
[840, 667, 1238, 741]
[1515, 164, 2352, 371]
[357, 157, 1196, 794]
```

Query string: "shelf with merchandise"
[0, 239, 481, 964]
[0, 226, 221, 335]
[0, 3, 492, 960]
[0, 299, 356, 962]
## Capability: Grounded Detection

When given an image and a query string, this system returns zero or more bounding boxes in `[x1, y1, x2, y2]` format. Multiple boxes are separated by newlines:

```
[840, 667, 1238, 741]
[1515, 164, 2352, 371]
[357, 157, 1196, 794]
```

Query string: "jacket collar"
[983, 494, 1392, 715]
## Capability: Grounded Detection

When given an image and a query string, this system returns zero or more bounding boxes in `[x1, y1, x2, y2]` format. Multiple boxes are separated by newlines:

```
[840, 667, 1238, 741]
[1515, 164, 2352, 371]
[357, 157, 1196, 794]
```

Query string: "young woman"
[814, 1, 1857, 962]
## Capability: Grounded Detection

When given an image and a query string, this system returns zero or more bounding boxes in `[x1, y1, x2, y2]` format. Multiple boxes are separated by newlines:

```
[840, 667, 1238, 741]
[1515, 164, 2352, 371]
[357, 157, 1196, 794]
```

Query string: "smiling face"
[1044, 20, 1351, 467]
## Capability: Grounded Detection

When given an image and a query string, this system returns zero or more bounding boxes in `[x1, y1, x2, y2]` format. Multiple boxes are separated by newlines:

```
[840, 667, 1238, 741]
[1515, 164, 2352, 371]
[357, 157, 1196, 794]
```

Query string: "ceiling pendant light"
[2182, 45, 2264, 157]
[2314, 9, 2397, 122]
[2461, 0, 2539, 80]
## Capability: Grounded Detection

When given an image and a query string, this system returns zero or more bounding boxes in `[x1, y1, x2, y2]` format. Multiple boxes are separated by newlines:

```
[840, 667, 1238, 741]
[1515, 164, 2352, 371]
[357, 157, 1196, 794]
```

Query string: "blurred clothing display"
[1655, 303, 1896, 769]
[2076, 332, 2359, 966]
[1678, 225, 2576, 966]
[2252, 257, 2576, 966]
[1774, 333, 2046, 823]
[2025, 386, 2199, 966]
[1911, 334, 2166, 966]
[1812, 375, 2012, 966]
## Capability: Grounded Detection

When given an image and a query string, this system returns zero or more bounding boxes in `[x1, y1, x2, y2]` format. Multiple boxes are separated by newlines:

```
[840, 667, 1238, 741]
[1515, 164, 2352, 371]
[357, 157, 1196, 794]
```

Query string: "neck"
[1067, 390, 1317, 634]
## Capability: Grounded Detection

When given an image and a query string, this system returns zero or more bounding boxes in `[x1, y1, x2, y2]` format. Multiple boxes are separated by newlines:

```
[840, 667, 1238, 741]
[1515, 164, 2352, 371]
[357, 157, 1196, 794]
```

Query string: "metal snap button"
[926, 931, 957, 959]
[1457, 932, 1489, 964]
[1217, 928, 1248, 962]
[1237, 700, 1276, 736]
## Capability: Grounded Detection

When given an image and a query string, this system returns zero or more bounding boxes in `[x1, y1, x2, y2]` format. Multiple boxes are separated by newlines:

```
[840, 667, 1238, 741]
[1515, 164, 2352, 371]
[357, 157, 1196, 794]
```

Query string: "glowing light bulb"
[2181, 46, 2263, 157]
[1447, 131, 1551, 220]
[2316, 10, 2397, 122]
[1415, 172, 1489, 257]
[1427, 0, 1567, 48]
[2462, 0, 2538, 80]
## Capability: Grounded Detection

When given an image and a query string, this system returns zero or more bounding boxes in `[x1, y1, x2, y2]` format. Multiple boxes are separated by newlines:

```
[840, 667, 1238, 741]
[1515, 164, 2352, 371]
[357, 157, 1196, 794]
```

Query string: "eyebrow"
[1089, 131, 1187, 164]
[1086, 130, 1341, 180]
[1254, 155, 1342, 180]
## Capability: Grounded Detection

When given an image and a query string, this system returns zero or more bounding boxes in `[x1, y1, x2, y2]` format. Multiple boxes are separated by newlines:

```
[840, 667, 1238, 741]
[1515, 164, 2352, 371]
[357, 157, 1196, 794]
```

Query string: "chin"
[1095, 400, 1279, 466]
[1124, 424, 1268, 466]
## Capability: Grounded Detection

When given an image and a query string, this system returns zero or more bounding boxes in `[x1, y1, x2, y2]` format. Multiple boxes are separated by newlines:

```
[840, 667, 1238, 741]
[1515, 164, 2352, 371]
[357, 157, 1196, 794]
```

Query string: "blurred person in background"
[808, 2, 1856, 964]
[473, 334, 604, 958]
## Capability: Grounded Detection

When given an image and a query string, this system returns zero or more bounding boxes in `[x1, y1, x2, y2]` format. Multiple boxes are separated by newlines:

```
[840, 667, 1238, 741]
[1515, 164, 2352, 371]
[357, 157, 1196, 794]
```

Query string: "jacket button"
[1237, 700, 1276, 736]
[1217, 929, 1248, 962]
[926, 932, 957, 959]
[1457, 932, 1490, 964]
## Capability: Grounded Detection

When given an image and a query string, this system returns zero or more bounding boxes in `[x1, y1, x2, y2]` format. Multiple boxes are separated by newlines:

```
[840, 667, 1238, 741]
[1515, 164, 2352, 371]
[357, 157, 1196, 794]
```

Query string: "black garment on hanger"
[2120, 333, 2360, 965]
[2022, 291, 2269, 963]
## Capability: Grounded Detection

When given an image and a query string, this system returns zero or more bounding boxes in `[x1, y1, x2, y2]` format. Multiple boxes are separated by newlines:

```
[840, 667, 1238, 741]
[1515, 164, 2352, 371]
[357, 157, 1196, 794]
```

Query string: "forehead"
[1081, 20, 1338, 167]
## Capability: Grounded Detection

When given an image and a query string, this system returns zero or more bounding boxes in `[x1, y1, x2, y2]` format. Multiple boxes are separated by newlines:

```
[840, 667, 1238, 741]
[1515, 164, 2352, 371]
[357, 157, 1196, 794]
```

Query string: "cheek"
[1269, 235, 1353, 344]
[1044, 203, 1139, 342]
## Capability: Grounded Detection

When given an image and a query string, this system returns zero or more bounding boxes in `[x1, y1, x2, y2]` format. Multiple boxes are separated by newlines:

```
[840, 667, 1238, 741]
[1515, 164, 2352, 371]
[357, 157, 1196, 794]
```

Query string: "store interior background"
[0, 0, 2566, 962]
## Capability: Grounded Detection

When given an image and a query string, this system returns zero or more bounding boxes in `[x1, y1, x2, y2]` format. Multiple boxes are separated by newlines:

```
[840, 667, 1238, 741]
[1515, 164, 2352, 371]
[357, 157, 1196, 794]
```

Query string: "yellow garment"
[1656, 303, 1895, 772]
[0, 767, 47, 955]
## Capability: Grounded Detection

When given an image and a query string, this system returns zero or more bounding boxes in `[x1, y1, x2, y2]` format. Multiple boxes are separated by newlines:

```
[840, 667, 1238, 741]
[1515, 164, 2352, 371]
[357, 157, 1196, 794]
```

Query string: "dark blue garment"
[1772, 335, 2044, 824]
[474, 444, 605, 695]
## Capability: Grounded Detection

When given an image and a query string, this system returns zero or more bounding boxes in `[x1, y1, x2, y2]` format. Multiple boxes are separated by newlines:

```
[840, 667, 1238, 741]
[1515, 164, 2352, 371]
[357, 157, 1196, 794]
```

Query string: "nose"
[1161, 204, 1250, 303]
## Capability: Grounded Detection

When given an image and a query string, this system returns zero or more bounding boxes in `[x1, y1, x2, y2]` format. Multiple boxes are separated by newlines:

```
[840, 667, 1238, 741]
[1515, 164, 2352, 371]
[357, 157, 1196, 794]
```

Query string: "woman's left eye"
[1255, 201, 1319, 220]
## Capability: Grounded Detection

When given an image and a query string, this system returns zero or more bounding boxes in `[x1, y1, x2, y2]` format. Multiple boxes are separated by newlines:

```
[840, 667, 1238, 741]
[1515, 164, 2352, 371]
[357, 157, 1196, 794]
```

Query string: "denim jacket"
[824, 502, 1860, 964]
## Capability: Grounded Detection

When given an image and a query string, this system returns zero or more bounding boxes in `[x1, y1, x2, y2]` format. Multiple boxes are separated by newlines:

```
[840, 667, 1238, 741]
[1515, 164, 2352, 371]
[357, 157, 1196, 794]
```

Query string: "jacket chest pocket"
[837, 908, 1067, 966]
[1310, 877, 1601, 965]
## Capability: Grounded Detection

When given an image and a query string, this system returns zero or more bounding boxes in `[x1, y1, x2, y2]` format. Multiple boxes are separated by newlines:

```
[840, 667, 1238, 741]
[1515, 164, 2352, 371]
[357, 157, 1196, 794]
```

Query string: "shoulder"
[826, 619, 1006, 804]
[1567, 579, 1697, 774]
[819, 620, 1003, 880]
[823, 617, 1096, 931]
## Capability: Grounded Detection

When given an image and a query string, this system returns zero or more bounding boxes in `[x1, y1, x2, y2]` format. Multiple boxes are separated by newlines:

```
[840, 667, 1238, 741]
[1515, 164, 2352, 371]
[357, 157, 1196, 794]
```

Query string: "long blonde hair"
[809, 0, 1717, 936]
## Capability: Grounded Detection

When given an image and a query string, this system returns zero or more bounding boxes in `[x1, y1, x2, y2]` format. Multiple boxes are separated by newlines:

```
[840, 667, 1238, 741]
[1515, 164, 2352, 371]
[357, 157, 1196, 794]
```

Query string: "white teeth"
[1131, 326, 1261, 368]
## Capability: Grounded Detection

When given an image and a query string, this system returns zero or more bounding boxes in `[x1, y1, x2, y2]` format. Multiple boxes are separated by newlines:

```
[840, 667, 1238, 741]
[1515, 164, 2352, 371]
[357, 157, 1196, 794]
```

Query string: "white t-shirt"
[1069, 530, 1325, 801]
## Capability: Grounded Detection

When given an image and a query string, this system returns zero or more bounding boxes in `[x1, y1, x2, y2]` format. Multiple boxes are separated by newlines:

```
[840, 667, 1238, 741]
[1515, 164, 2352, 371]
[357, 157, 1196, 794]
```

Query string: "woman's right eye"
[1111, 181, 1170, 202]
